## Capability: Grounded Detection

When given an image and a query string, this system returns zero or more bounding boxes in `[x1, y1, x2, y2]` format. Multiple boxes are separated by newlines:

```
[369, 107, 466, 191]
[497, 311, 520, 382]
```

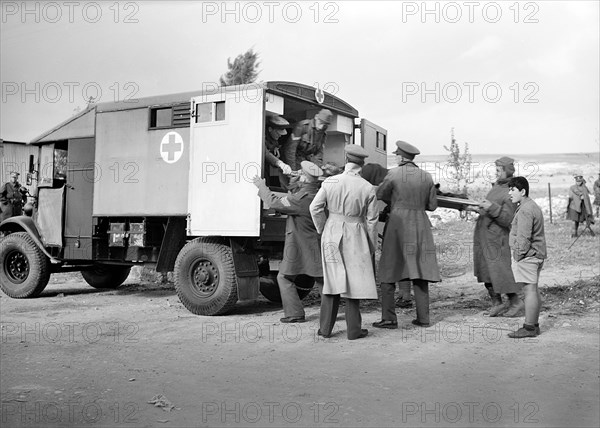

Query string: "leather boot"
[486, 284, 505, 317]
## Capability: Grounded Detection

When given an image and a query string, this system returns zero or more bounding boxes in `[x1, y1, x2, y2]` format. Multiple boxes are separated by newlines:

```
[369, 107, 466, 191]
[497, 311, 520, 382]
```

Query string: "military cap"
[393, 140, 420, 159]
[267, 115, 290, 129]
[344, 144, 369, 163]
[300, 160, 323, 178]
[495, 156, 515, 177]
[10, 171, 20, 177]
[495, 156, 514, 167]
[316, 109, 333, 124]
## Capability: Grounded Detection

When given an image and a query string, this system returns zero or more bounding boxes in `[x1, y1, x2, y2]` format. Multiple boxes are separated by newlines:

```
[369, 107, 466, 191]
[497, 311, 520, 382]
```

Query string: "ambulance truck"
[0, 81, 388, 315]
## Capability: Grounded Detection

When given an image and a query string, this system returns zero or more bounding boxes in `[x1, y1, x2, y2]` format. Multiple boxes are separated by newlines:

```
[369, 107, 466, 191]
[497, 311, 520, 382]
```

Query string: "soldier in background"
[0, 172, 28, 223]
[591, 173, 600, 218]
[567, 174, 594, 237]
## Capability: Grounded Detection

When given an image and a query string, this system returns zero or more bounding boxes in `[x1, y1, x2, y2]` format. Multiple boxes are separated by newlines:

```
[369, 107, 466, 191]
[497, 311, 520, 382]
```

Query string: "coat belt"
[328, 212, 364, 223]
[392, 203, 423, 211]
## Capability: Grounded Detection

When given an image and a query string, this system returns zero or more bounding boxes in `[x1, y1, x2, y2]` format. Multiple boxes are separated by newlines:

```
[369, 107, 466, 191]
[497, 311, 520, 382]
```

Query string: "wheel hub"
[191, 260, 219, 296]
[6, 250, 29, 283]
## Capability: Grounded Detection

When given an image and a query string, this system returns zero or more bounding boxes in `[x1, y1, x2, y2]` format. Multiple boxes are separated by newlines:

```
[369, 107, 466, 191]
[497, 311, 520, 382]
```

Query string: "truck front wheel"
[174, 239, 238, 315]
[81, 265, 131, 289]
[0, 232, 50, 298]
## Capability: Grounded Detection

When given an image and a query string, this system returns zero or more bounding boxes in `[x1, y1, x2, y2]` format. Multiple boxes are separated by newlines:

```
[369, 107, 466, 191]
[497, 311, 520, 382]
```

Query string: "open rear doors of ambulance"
[187, 86, 264, 237]
[359, 118, 388, 169]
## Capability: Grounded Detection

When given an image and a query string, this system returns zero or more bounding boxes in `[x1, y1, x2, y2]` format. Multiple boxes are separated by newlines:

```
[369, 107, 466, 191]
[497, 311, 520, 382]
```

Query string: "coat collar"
[344, 163, 362, 176]
[398, 160, 417, 167]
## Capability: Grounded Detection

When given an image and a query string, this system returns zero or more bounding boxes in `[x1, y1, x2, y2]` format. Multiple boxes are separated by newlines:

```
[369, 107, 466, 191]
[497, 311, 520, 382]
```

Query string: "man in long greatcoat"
[467, 157, 522, 317]
[567, 175, 595, 237]
[253, 161, 324, 323]
[310, 145, 378, 340]
[374, 141, 440, 329]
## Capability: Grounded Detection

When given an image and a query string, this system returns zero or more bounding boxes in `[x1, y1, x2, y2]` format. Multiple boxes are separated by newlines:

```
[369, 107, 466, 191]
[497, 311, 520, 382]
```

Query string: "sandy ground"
[1, 260, 599, 428]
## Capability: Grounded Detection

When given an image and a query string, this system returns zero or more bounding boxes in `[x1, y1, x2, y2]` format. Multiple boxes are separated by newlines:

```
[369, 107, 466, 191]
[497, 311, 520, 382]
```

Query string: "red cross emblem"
[160, 132, 184, 164]
[315, 87, 325, 104]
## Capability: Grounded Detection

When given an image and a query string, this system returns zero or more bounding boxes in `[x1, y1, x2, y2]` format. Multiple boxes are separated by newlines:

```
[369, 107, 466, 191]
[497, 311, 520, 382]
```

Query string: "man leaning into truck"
[252, 161, 324, 323]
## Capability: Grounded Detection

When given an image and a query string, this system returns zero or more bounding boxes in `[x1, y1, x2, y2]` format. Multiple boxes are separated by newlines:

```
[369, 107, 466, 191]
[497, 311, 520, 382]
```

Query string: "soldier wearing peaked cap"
[281, 109, 333, 174]
[252, 161, 324, 323]
[1, 172, 28, 223]
[264, 115, 293, 185]
[309, 144, 378, 340]
[373, 141, 440, 330]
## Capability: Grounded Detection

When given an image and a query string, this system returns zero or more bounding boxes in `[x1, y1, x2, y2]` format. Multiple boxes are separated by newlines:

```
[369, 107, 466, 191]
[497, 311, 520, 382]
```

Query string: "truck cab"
[0, 81, 387, 315]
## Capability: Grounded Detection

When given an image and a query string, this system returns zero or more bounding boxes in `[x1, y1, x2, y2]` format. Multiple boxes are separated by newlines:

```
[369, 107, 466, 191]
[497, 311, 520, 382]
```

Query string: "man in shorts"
[507, 176, 547, 338]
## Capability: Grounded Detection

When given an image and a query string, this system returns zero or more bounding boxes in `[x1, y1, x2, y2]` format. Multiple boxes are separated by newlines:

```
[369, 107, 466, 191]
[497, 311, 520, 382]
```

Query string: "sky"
[1, 0, 599, 155]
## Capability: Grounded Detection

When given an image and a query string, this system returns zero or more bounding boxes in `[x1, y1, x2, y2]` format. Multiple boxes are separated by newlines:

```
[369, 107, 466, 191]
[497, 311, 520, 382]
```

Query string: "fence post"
[548, 182, 553, 224]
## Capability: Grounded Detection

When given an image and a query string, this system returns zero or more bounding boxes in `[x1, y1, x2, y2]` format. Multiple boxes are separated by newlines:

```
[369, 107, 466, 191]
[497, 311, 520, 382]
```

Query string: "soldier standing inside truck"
[282, 109, 333, 171]
[265, 115, 293, 182]
[0, 172, 28, 222]
[252, 161, 324, 323]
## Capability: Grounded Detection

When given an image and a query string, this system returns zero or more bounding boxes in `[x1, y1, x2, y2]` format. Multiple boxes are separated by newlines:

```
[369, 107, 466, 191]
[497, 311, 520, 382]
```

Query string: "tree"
[219, 48, 261, 86]
[443, 128, 473, 194]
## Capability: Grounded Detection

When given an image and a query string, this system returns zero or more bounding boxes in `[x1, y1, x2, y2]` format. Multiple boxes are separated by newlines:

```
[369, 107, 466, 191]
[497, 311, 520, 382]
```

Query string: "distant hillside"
[386, 152, 600, 169]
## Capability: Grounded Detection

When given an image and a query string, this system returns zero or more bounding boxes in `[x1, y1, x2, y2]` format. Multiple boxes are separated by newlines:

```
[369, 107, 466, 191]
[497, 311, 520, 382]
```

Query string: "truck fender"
[229, 238, 260, 301]
[0, 216, 58, 262]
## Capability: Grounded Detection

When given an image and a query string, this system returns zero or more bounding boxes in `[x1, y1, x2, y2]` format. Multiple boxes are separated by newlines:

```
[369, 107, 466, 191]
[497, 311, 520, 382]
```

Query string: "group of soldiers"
[255, 125, 447, 340]
[256, 113, 550, 340]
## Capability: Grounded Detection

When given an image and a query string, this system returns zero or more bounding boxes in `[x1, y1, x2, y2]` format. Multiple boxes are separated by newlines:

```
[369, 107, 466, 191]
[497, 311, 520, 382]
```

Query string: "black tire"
[81, 265, 131, 289]
[259, 272, 314, 303]
[174, 238, 238, 315]
[0, 232, 50, 298]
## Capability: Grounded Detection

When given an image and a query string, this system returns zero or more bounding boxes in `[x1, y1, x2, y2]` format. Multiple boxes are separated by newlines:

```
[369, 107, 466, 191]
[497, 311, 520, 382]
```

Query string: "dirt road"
[1, 267, 598, 428]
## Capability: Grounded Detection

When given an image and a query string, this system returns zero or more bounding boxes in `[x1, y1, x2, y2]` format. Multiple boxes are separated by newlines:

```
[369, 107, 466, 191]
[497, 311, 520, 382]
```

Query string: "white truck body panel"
[188, 88, 264, 236]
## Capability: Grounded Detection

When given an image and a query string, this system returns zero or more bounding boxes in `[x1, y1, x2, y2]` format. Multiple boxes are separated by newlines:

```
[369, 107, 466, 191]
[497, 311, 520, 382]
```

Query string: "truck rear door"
[360, 118, 388, 168]
[187, 87, 264, 236]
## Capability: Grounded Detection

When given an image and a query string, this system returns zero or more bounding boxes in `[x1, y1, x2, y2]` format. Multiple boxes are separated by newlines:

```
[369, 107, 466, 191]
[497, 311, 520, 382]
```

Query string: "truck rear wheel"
[81, 265, 131, 289]
[174, 239, 238, 315]
[0, 232, 50, 298]
[259, 273, 314, 303]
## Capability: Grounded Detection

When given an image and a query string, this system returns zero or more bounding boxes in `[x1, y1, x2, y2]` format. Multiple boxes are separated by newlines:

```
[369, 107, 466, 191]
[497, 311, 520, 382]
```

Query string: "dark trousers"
[319, 294, 363, 339]
[381, 279, 430, 324]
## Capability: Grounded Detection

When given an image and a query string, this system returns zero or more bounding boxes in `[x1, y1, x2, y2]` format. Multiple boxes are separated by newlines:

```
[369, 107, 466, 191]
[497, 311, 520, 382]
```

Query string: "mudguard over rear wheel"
[0, 232, 50, 298]
[174, 238, 238, 315]
[259, 273, 314, 303]
[81, 265, 132, 289]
